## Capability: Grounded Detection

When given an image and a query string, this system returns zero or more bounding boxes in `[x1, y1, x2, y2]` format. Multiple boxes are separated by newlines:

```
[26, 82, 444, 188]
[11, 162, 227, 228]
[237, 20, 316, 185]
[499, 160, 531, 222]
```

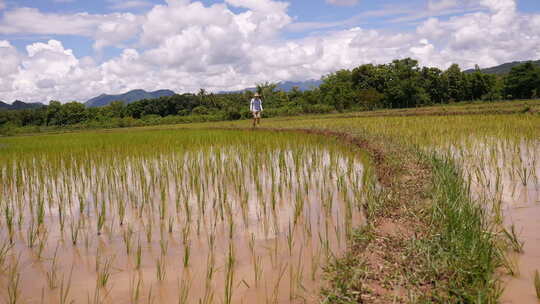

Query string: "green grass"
[416, 156, 502, 302]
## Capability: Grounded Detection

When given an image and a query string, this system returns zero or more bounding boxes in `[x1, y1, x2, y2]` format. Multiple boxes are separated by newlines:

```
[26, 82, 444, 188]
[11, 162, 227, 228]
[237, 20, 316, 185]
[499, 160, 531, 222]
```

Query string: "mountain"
[277, 80, 322, 91]
[0, 100, 45, 110]
[0, 101, 9, 110]
[464, 60, 540, 75]
[220, 79, 323, 94]
[85, 89, 176, 107]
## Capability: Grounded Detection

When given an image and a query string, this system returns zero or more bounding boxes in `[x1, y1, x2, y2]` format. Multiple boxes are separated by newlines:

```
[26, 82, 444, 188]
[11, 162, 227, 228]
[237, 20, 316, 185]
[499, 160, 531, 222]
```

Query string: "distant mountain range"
[0, 100, 45, 110]
[464, 60, 540, 74]
[275, 80, 322, 91]
[85, 89, 176, 107]
[220, 80, 323, 94]
[7, 61, 539, 110]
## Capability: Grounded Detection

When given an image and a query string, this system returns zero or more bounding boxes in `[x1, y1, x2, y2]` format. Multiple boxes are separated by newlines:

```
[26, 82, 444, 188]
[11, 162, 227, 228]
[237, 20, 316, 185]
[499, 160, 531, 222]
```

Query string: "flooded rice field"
[447, 138, 540, 303]
[0, 130, 369, 303]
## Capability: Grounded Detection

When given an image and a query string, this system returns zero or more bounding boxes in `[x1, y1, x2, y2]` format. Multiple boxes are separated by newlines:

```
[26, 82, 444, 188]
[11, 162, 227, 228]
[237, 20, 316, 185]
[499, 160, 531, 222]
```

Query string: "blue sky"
[0, 0, 539, 102]
[4, 0, 538, 60]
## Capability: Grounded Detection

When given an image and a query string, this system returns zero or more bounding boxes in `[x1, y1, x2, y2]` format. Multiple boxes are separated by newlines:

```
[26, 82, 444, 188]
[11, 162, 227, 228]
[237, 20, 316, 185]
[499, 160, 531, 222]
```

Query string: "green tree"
[320, 69, 355, 111]
[444, 64, 466, 101]
[59, 102, 87, 125]
[357, 88, 384, 110]
[421, 67, 447, 104]
[45, 101, 62, 126]
[384, 58, 430, 108]
[256, 82, 279, 108]
[504, 62, 540, 99]
[106, 101, 127, 118]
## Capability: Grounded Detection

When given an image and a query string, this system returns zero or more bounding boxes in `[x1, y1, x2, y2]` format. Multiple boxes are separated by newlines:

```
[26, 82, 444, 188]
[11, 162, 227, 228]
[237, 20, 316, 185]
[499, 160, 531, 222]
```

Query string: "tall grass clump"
[418, 155, 502, 302]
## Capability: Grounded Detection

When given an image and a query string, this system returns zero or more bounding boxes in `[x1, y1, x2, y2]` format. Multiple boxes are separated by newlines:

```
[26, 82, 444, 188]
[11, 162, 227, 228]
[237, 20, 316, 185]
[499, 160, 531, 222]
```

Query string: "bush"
[304, 104, 334, 114]
[191, 106, 210, 115]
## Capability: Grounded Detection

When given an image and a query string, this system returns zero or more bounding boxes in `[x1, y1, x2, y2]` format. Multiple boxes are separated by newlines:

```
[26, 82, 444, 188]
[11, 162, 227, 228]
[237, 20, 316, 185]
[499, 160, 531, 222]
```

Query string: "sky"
[0, 0, 539, 103]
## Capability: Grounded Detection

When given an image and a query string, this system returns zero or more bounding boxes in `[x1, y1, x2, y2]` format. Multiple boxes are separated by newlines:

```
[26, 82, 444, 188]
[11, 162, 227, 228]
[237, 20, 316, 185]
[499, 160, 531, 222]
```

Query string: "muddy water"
[0, 146, 368, 303]
[447, 139, 540, 303]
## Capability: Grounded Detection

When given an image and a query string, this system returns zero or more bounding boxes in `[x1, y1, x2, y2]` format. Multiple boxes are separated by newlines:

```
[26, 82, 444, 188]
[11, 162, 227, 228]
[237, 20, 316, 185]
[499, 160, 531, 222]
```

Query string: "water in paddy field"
[446, 138, 540, 303]
[0, 145, 367, 303]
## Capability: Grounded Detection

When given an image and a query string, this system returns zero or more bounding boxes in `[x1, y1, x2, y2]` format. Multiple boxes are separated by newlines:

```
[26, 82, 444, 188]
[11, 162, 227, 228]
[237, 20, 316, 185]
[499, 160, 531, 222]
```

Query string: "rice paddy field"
[1, 101, 539, 303]
[197, 110, 540, 302]
[0, 130, 371, 303]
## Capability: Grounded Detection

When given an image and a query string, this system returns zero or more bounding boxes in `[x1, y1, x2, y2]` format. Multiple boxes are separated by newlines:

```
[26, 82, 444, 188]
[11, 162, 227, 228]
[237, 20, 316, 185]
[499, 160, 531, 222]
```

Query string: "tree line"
[1, 58, 539, 134]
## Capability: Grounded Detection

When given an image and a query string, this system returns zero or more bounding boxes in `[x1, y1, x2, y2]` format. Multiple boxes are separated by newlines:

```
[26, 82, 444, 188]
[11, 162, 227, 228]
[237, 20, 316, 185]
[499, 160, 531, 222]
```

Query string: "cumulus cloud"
[0, 8, 142, 50]
[0, 0, 539, 103]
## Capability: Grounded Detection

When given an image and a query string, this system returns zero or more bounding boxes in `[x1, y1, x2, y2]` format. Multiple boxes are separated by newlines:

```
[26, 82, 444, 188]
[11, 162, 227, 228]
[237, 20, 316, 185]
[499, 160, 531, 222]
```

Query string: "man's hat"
[254, 93, 261, 97]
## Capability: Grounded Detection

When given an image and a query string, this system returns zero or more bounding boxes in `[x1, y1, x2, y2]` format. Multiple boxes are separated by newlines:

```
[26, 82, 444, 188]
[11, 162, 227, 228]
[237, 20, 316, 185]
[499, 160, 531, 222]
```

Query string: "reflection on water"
[0, 145, 367, 303]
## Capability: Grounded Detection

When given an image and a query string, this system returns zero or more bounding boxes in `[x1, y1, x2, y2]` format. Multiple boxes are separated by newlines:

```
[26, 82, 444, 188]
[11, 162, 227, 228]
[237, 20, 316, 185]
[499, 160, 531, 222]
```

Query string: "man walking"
[250, 93, 263, 127]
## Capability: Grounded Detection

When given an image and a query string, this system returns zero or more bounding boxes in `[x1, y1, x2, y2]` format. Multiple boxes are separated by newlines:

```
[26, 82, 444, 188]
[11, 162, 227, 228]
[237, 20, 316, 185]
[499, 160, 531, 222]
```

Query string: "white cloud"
[326, 0, 360, 6]
[224, 0, 289, 13]
[0, 8, 142, 50]
[0, 0, 539, 103]
[0, 41, 20, 92]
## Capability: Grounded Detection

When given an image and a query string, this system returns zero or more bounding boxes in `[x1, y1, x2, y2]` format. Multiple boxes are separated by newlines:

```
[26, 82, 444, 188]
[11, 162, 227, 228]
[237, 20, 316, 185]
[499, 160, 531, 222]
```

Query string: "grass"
[418, 156, 502, 301]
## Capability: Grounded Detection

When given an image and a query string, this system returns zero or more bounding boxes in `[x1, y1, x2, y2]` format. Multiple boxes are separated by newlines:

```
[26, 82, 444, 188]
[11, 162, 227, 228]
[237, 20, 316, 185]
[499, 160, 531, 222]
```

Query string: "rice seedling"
[97, 201, 106, 236]
[0, 128, 371, 302]
[46, 245, 60, 289]
[86, 282, 104, 304]
[502, 224, 524, 253]
[129, 274, 142, 303]
[135, 240, 142, 270]
[147, 285, 155, 304]
[36, 229, 48, 260]
[0, 239, 13, 271]
[6, 256, 21, 304]
[145, 220, 153, 244]
[4, 203, 15, 244]
[26, 220, 38, 248]
[123, 225, 134, 255]
[168, 216, 174, 233]
[534, 270, 540, 300]
[70, 219, 81, 246]
[159, 238, 168, 256]
[97, 255, 115, 288]
[156, 255, 166, 282]
[180, 241, 190, 268]
[224, 242, 236, 304]
[177, 276, 191, 304]
[59, 266, 75, 304]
